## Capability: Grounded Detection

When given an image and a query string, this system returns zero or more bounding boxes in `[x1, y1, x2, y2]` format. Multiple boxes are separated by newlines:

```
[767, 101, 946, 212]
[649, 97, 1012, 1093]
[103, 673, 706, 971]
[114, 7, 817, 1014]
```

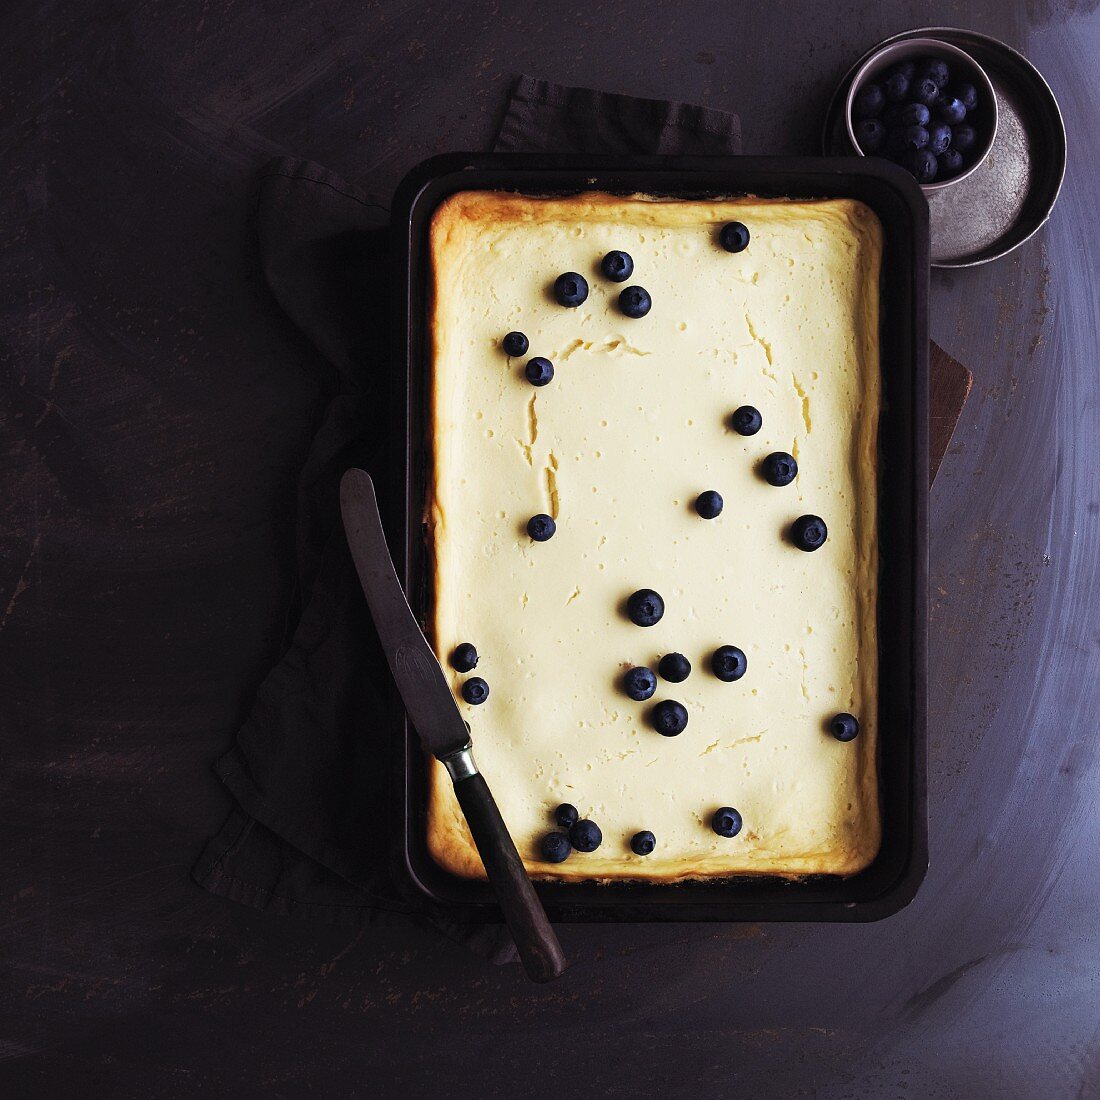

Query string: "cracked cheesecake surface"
[424, 191, 881, 881]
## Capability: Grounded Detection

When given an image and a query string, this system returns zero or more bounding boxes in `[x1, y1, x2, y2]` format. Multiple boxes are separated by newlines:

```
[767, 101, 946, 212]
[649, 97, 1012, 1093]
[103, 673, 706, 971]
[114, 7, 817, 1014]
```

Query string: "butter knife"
[339, 469, 567, 983]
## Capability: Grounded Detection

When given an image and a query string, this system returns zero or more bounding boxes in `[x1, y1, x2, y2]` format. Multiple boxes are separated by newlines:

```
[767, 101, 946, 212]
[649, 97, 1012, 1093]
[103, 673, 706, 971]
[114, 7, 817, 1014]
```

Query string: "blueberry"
[888, 60, 916, 82]
[553, 271, 589, 307]
[601, 250, 634, 282]
[902, 125, 930, 152]
[719, 221, 750, 253]
[731, 405, 762, 435]
[540, 831, 572, 863]
[461, 676, 489, 705]
[651, 699, 688, 737]
[762, 451, 798, 486]
[927, 121, 952, 155]
[854, 118, 886, 154]
[853, 82, 886, 119]
[903, 148, 939, 184]
[711, 806, 743, 838]
[627, 588, 664, 627]
[951, 123, 976, 153]
[830, 712, 860, 742]
[630, 830, 656, 856]
[884, 72, 910, 103]
[658, 652, 691, 683]
[899, 102, 930, 127]
[554, 802, 580, 828]
[569, 819, 602, 853]
[502, 330, 529, 357]
[918, 57, 951, 89]
[954, 82, 978, 112]
[618, 285, 652, 318]
[711, 645, 747, 682]
[695, 490, 723, 519]
[791, 514, 828, 551]
[935, 96, 967, 125]
[527, 513, 556, 541]
[623, 665, 658, 701]
[912, 77, 940, 106]
[938, 148, 965, 178]
[524, 356, 554, 386]
[450, 642, 479, 673]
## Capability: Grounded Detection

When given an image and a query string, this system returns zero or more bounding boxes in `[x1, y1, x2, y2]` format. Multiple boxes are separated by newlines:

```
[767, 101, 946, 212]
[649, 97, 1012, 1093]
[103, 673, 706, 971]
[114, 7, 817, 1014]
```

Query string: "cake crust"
[425, 191, 882, 883]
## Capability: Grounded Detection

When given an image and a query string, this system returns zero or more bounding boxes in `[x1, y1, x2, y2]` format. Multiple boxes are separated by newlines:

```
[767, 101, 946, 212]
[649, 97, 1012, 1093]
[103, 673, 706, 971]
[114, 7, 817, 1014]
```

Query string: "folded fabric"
[193, 77, 744, 962]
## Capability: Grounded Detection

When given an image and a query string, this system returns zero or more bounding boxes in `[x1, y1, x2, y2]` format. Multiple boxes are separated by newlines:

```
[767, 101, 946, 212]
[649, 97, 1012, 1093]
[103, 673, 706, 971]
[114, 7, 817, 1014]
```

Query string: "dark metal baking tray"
[389, 153, 928, 923]
[822, 26, 1066, 268]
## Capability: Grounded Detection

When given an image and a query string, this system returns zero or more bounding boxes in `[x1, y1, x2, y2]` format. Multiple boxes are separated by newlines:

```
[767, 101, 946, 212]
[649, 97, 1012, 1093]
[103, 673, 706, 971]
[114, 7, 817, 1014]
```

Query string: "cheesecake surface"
[425, 190, 881, 882]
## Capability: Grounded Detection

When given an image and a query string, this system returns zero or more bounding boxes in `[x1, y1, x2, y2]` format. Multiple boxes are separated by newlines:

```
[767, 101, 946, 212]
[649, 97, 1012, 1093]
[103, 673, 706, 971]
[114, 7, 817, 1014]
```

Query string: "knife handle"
[449, 766, 567, 983]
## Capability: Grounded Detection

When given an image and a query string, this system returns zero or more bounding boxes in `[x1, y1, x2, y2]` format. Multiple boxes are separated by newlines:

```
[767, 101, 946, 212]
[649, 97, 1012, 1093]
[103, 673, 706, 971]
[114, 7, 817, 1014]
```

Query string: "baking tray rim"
[390, 153, 929, 923]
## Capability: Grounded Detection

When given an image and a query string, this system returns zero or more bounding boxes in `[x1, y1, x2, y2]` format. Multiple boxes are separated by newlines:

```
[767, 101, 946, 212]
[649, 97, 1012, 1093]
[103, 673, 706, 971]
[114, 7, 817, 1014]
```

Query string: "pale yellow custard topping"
[425, 191, 881, 881]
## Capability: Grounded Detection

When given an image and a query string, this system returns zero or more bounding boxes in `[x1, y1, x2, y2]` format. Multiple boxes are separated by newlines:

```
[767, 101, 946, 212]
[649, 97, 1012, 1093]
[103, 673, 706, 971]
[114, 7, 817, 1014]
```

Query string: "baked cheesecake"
[425, 191, 881, 882]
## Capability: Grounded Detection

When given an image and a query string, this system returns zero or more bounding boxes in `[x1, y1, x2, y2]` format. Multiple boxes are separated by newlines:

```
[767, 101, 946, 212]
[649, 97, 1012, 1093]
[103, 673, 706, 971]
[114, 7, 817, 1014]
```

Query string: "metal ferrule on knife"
[439, 741, 478, 782]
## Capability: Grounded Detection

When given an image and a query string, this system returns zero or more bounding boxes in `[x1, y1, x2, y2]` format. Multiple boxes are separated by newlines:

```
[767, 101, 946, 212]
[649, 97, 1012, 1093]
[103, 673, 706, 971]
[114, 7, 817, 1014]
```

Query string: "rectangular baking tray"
[389, 153, 928, 923]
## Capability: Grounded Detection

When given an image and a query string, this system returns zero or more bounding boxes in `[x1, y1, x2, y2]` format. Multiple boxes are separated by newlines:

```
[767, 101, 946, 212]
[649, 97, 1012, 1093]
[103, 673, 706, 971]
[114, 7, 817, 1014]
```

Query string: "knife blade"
[339, 469, 567, 983]
[340, 470, 471, 760]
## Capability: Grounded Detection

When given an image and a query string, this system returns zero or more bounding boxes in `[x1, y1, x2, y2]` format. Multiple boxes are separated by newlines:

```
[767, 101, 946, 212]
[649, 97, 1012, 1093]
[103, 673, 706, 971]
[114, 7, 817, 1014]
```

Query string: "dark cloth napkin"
[192, 77, 743, 960]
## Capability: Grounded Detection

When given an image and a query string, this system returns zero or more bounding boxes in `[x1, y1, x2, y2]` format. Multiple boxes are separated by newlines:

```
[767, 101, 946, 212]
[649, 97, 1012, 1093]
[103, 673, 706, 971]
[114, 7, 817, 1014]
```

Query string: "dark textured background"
[2, 1, 1098, 1096]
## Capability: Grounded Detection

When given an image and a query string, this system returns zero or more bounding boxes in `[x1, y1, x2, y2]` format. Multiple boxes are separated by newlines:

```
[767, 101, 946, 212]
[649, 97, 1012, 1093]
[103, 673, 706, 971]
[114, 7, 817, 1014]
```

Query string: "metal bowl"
[845, 37, 999, 193]
[824, 27, 1066, 267]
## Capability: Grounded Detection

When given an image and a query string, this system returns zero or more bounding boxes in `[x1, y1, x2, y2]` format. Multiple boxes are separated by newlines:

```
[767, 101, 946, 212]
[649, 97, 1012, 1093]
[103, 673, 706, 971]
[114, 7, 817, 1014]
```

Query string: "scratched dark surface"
[3, 1, 1099, 1097]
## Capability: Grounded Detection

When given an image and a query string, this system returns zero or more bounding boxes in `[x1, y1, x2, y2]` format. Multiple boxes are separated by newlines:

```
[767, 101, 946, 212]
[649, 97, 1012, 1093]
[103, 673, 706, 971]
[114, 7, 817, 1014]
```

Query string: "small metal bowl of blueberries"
[845, 37, 998, 190]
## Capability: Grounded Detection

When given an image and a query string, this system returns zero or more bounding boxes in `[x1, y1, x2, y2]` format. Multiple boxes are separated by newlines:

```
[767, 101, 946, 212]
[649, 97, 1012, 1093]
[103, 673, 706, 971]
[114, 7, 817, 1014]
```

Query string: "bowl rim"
[844, 36, 999, 192]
